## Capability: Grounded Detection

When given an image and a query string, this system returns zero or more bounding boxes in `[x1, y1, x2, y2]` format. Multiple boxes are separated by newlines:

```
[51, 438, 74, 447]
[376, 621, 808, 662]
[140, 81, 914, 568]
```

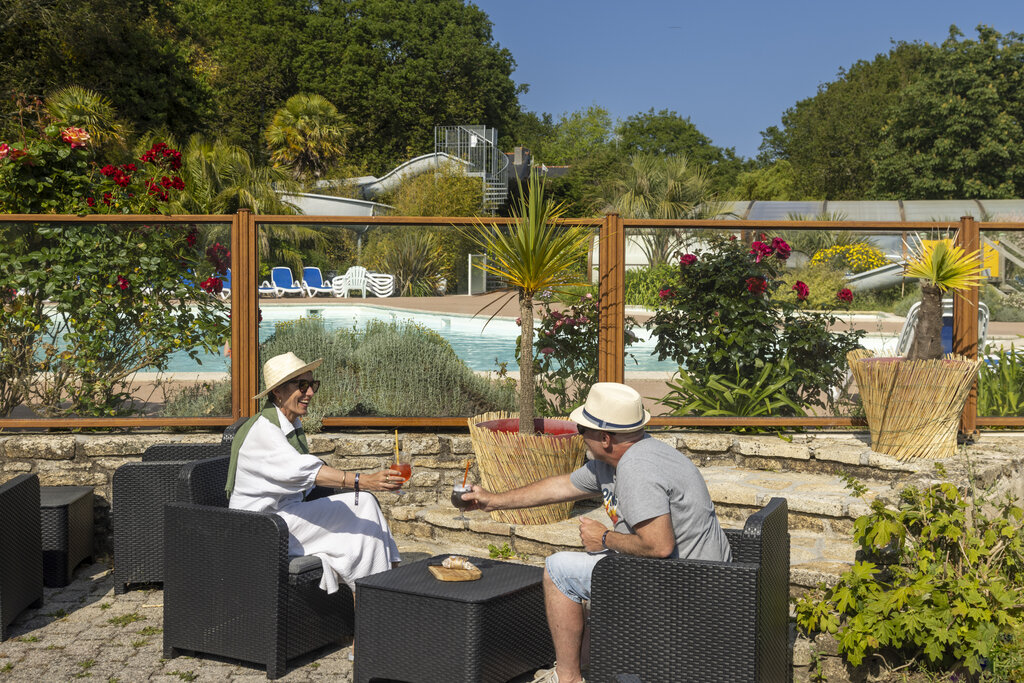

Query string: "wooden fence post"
[954, 215, 980, 439]
[598, 212, 625, 384]
[231, 209, 259, 418]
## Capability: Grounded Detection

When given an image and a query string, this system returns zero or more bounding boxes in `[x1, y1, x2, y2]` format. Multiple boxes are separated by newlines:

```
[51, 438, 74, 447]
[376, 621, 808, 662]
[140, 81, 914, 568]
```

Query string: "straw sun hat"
[569, 382, 651, 433]
[254, 352, 324, 399]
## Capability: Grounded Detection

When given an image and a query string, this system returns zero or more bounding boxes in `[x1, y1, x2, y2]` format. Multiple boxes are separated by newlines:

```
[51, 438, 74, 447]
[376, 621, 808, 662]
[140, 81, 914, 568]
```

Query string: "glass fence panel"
[977, 226, 1024, 419]
[622, 224, 921, 419]
[0, 220, 232, 419]
[252, 221, 601, 419]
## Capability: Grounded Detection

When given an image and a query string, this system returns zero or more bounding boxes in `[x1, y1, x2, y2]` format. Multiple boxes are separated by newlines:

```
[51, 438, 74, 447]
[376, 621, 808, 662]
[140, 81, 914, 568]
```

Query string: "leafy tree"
[0, 0, 214, 140]
[759, 41, 930, 199]
[730, 160, 799, 200]
[299, 0, 522, 173]
[872, 26, 1024, 199]
[44, 85, 131, 157]
[616, 108, 746, 191]
[265, 93, 351, 181]
[537, 104, 614, 165]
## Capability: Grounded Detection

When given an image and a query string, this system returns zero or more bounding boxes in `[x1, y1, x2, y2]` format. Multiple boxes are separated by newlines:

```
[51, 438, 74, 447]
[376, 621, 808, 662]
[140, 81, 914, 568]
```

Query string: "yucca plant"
[460, 167, 592, 433]
[904, 236, 983, 360]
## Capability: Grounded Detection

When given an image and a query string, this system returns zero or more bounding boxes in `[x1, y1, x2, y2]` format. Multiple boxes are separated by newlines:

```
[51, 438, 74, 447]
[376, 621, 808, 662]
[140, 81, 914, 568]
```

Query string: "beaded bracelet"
[601, 529, 610, 550]
[354, 473, 360, 506]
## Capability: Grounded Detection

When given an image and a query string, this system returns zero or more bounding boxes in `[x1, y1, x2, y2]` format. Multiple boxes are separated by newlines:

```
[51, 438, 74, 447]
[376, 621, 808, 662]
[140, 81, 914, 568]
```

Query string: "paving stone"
[735, 439, 811, 460]
[681, 434, 734, 453]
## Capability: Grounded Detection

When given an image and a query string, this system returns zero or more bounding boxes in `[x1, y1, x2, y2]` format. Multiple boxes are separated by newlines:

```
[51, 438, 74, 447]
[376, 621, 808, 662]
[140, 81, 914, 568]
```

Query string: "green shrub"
[977, 344, 1024, 417]
[983, 285, 1024, 323]
[795, 474, 1024, 678]
[773, 263, 850, 310]
[625, 264, 677, 308]
[164, 378, 232, 419]
[810, 243, 890, 273]
[365, 229, 446, 295]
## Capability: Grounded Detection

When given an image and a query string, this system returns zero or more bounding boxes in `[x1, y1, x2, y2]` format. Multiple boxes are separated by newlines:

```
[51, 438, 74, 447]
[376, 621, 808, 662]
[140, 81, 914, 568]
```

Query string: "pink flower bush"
[116, 276, 130, 290]
[200, 277, 224, 294]
[750, 241, 773, 263]
[837, 288, 853, 303]
[659, 287, 675, 299]
[771, 237, 791, 260]
[680, 253, 697, 266]
[792, 281, 809, 301]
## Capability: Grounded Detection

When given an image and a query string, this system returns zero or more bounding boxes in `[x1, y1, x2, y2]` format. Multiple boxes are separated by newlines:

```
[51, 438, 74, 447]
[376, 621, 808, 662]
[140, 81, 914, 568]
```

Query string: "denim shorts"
[545, 550, 613, 604]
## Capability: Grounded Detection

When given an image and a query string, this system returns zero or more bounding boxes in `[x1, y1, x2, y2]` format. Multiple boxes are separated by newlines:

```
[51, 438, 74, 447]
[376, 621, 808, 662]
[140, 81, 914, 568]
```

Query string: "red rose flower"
[659, 287, 674, 299]
[750, 241, 773, 263]
[837, 288, 853, 303]
[200, 277, 224, 294]
[100, 164, 116, 176]
[117, 276, 129, 290]
[539, 347, 554, 356]
[771, 238, 791, 260]
[792, 281, 809, 301]
[186, 226, 198, 247]
[86, 197, 96, 207]
[60, 127, 90, 149]
[746, 277, 768, 295]
[680, 253, 697, 266]
[114, 174, 130, 187]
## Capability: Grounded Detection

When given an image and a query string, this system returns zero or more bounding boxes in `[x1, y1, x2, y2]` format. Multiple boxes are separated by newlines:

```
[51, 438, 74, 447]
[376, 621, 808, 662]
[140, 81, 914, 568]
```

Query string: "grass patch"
[44, 644, 64, 651]
[137, 626, 162, 636]
[169, 672, 197, 682]
[1, 662, 12, 674]
[107, 613, 145, 627]
[45, 608, 67, 619]
[72, 659, 95, 678]
[98, 603, 111, 610]
[15, 636, 39, 642]
[130, 639, 148, 649]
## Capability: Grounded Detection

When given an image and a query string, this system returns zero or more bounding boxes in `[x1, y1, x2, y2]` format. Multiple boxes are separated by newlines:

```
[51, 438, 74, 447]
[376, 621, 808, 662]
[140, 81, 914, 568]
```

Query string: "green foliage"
[730, 160, 800, 201]
[249, 316, 515, 429]
[0, 129, 228, 417]
[529, 291, 638, 417]
[795, 478, 1024, 678]
[977, 345, 1024, 417]
[536, 105, 614, 165]
[983, 286, 1024, 323]
[773, 263, 851, 310]
[615, 108, 746, 192]
[625, 265, 678, 308]
[264, 93, 351, 180]
[873, 26, 1024, 199]
[299, 0, 521, 173]
[759, 41, 930, 199]
[658, 359, 805, 420]
[107, 613, 145, 627]
[164, 379, 233, 419]
[366, 230, 446, 296]
[648, 234, 865, 414]
[487, 542, 514, 559]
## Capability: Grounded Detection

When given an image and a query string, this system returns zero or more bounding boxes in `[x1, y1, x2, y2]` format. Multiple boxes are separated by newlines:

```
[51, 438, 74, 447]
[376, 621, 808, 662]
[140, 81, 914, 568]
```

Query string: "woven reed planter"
[468, 411, 586, 525]
[848, 351, 981, 461]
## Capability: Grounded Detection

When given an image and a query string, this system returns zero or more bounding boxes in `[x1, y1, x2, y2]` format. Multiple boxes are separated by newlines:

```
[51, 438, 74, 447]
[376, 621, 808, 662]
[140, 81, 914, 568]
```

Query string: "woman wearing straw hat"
[226, 352, 403, 595]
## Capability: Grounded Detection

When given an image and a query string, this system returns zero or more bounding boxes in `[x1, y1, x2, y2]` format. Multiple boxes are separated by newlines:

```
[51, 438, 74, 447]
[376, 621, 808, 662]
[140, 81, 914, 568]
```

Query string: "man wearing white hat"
[226, 352, 404, 596]
[463, 382, 731, 683]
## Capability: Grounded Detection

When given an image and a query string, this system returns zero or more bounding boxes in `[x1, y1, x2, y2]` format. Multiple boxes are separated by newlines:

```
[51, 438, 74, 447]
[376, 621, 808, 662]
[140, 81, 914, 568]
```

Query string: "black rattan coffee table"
[39, 486, 93, 588]
[354, 555, 553, 683]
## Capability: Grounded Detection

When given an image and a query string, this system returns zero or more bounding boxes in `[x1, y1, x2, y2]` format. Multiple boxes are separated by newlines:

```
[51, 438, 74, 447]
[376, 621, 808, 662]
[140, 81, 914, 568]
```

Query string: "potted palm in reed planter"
[849, 237, 983, 460]
[459, 167, 592, 524]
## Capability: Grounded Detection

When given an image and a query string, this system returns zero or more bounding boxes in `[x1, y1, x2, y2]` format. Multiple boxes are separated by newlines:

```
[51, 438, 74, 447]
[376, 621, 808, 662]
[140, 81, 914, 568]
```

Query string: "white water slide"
[845, 262, 906, 290]
[357, 152, 471, 199]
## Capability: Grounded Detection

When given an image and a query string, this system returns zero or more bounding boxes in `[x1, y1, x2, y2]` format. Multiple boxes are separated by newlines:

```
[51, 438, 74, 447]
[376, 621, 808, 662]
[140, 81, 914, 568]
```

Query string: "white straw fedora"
[569, 382, 651, 433]
[254, 352, 324, 399]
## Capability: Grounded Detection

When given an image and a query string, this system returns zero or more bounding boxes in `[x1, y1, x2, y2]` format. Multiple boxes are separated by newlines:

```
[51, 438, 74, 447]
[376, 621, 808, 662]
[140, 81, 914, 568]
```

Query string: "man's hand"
[579, 517, 609, 552]
[459, 485, 494, 512]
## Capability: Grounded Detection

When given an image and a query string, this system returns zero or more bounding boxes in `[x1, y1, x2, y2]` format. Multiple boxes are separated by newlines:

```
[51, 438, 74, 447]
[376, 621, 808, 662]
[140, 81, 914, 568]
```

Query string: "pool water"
[158, 304, 678, 374]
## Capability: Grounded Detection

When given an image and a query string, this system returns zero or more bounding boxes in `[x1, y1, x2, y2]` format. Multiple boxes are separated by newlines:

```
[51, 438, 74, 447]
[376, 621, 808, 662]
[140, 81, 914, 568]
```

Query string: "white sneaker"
[531, 667, 585, 683]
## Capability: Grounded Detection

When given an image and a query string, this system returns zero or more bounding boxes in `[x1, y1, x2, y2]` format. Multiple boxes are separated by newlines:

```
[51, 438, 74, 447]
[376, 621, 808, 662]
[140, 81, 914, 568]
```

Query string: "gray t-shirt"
[569, 435, 732, 562]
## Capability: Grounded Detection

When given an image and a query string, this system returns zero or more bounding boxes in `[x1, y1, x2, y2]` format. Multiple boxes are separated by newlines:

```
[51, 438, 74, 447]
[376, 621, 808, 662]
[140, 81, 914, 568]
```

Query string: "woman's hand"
[358, 469, 406, 492]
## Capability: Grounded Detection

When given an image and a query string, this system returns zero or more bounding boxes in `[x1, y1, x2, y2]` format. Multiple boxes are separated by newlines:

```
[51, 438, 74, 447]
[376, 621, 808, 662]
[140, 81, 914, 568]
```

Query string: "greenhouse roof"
[722, 200, 1024, 222]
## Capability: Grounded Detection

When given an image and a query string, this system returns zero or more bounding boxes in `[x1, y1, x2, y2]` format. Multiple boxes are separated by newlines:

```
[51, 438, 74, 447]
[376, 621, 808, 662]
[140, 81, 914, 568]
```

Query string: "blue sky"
[472, 0, 1023, 160]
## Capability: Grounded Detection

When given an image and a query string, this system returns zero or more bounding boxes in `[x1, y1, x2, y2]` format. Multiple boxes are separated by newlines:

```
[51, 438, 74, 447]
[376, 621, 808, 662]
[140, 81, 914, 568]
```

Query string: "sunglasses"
[288, 379, 321, 393]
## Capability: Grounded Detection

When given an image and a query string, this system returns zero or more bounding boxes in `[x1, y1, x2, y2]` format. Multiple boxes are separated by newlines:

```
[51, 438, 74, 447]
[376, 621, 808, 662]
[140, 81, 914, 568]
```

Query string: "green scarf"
[225, 400, 309, 498]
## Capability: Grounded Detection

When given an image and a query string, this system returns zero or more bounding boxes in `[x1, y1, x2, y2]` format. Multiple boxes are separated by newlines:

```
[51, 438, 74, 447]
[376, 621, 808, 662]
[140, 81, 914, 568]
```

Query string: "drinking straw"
[394, 430, 400, 466]
[461, 460, 471, 488]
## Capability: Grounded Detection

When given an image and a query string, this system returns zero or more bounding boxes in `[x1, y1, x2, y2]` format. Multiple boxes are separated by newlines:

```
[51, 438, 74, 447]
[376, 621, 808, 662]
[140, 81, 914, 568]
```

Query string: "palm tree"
[45, 85, 130, 154]
[264, 94, 351, 181]
[461, 167, 593, 433]
[904, 236, 982, 360]
[173, 134, 299, 215]
[604, 153, 730, 266]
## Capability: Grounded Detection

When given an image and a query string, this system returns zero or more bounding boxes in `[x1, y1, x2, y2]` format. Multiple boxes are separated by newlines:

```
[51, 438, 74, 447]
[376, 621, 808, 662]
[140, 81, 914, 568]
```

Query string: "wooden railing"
[2, 212, 1021, 431]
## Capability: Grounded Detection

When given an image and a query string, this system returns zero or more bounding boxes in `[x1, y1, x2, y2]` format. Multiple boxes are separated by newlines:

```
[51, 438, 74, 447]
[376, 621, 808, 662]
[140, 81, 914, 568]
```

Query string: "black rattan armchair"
[588, 497, 791, 683]
[0, 474, 43, 641]
[112, 442, 230, 593]
[163, 456, 353, 679]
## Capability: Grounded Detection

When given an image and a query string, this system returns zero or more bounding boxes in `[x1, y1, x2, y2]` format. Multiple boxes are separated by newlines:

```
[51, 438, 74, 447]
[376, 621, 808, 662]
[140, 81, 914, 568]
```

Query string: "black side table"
[39, 486, 94, 588]
[354, 555, 553, 683]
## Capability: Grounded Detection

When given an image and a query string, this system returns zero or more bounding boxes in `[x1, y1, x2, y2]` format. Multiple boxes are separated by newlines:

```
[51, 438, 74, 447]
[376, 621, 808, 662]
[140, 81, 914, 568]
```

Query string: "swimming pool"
[159, 304, 677, 374]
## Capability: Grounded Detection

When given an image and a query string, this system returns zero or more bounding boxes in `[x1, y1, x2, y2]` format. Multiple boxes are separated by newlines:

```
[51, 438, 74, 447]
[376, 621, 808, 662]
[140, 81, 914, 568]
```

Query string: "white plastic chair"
[367, 272, 395, 297]
[895, 300, 990, 356]
[332, 266, 367, 298]
[300, 267, 332, 297]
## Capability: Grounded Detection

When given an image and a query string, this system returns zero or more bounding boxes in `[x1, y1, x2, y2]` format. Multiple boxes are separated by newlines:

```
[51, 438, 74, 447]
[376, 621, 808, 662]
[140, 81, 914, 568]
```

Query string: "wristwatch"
[601, 529, 610, 549]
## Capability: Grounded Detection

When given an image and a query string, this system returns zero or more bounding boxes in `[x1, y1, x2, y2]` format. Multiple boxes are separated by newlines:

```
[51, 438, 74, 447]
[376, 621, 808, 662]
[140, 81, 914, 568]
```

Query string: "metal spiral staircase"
[434, 125, 509, 214]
